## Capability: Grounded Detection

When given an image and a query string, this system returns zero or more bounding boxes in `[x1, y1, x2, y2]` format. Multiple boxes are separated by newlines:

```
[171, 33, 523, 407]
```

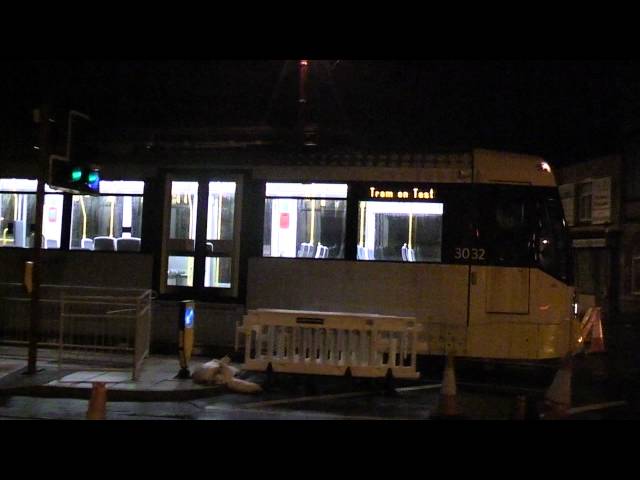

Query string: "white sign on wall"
[591, 177, 612, 225]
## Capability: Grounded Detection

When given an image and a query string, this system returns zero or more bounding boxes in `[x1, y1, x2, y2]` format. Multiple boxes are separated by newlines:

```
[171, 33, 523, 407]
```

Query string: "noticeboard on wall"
[591, 177, 612, 225]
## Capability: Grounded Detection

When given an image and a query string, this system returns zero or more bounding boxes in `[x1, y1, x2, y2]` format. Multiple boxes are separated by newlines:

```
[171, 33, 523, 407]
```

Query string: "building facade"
[558, 151, 640, 322]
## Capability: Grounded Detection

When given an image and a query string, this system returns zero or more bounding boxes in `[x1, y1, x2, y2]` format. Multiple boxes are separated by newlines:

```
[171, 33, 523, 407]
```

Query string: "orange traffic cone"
[431, 354, 464, 419]
[588, 309, 605, 354]
[86, 382, 108, 420]
[543, 354, 573, 419]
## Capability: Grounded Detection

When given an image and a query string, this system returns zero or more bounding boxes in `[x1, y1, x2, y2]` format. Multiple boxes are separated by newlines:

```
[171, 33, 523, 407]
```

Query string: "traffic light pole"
[27, 105, 50, 375]
[66, 110, 90, 160]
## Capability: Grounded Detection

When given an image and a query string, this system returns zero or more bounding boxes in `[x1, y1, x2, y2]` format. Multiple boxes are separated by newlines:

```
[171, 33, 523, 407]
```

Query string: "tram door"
[467, 187, 532, 358]
[161, 174, 242, 296]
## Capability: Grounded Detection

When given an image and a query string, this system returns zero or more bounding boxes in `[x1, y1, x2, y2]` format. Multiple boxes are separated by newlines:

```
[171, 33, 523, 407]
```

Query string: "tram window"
[496, 202, 525, 230]
[0, 179, 63, 249]
[205, 182, 236, 289]
[167, 256, 195, 287]
[490, 199, 531, 265]
[206, 182, 235, 243]
[69, 181, 144, 251]
[473, 189, 533, 266]
[205, 257, 232, 288]
[358, 201, 443, 262]
[167, 181, 198, 253]
[263, 183, 347, 259]
[536, 196, 572, 283]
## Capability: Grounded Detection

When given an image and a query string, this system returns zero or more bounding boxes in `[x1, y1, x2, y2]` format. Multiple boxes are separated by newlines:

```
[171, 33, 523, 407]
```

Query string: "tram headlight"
[539, 161, 552, 173]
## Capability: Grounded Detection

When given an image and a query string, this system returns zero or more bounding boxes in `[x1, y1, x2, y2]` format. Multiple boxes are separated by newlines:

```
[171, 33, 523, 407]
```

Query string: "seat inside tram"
[90, 236, 141, 252]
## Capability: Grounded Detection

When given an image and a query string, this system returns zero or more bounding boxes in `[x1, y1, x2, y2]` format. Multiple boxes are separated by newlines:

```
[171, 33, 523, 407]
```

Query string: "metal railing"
[237, 309, 421, 379]
[0, 283, 152, 380]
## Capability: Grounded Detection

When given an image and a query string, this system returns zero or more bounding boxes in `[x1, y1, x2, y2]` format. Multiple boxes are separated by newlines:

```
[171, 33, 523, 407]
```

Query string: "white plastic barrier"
[237, 309, 421, 379]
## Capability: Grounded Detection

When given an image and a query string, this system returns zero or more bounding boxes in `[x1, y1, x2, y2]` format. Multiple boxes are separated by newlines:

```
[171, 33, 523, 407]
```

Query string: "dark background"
[2, 60, 640, 164]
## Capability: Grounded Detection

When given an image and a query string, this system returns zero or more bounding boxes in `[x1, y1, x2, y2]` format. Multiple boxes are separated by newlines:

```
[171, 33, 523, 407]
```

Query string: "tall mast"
[298, 59, 309, 145]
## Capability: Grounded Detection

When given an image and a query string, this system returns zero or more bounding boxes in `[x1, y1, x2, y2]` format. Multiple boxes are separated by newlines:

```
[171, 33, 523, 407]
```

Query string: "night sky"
[2, 60, 639, 164]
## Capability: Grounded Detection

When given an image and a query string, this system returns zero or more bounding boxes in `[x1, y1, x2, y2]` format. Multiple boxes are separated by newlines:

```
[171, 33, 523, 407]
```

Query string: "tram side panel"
[247, 257, 468, 355]
[529, 268, 578, 358]
[466, 266, 575, 360]
[248, 258, 577, 359]
[467, 266, 532, 359]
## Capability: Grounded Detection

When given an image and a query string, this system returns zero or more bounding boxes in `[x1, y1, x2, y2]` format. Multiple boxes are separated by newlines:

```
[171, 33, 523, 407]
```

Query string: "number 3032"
[454, 247, 485, 260]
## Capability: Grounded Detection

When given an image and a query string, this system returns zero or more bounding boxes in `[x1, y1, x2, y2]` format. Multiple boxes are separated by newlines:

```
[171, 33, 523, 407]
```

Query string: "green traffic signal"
[69, 166, 99, 187]
[50, 155, 100, 195]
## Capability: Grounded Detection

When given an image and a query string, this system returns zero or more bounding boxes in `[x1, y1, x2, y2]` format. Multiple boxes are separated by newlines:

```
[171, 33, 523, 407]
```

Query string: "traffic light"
[48, 155, 101, 194]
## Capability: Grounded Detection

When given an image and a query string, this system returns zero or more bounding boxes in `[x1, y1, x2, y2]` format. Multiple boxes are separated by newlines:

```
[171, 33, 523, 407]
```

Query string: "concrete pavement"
[0, 348, 227, 401]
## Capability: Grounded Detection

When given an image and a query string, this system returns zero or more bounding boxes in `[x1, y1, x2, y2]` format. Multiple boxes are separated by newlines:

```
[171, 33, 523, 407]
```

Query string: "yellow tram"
[0, 147, 582, 362]
[246, 149, 582, 360]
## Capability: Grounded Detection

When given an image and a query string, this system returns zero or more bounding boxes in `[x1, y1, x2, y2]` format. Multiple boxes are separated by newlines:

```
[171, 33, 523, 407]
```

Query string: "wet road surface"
[0, 353, 636, 420]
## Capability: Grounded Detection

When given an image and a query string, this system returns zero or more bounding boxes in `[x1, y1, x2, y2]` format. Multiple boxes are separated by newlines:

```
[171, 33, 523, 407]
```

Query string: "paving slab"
[91, 372, 132, 383]
[57, 371, 105, 383]
[0, 361, 26, 380]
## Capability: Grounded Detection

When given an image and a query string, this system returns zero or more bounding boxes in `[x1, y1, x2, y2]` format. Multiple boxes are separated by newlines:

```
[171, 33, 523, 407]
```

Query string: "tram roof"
[2, 125, 556, 186]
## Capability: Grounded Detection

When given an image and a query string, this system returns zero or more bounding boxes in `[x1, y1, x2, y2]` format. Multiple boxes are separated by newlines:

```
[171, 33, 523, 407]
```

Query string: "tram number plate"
[454, 247, 486, 261]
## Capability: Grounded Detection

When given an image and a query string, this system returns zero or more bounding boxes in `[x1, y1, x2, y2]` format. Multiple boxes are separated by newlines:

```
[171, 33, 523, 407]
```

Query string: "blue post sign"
[177, 300, 195, 379]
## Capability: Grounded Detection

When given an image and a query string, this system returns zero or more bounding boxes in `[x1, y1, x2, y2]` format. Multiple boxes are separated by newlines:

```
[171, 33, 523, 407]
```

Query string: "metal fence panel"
[0, 283, 152, 380]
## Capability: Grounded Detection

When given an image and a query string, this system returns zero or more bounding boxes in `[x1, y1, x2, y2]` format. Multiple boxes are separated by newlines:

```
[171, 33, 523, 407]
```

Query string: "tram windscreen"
[537, 195, 573, 284]
[477, 193, 533, 266]
[357, 201, 443, 262]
